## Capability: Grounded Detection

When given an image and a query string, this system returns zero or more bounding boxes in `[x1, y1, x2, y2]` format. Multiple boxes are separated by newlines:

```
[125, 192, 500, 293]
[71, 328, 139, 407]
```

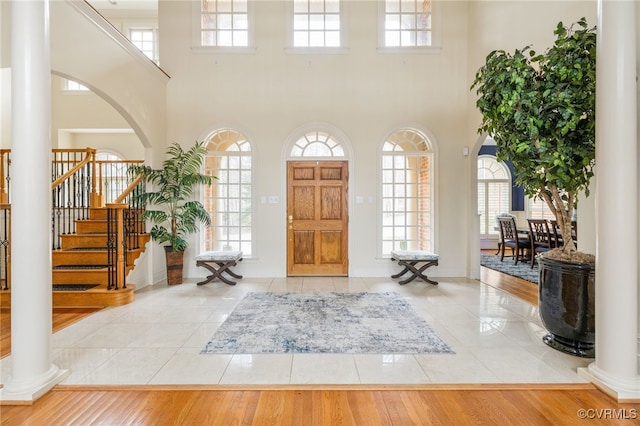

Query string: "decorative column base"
[0, 366, 68, 402]
[578, 365, 640, 402]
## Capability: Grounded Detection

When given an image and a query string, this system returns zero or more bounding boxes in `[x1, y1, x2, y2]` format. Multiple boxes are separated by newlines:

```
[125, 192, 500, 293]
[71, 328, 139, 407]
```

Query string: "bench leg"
[392, 260, 439, 286]
[196, 260, 242, 286]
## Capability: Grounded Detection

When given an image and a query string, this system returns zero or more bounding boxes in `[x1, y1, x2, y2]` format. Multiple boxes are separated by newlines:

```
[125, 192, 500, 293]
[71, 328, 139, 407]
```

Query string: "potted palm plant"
[133, 141, 214, 285]
[471, 18, 597, 357]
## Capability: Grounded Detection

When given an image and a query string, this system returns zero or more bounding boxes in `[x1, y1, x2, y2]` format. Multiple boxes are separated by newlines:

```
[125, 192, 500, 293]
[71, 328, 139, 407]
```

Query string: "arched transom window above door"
[290, 131, 345, 157]
[203, 129, 253, 256]
[381, 128, 434, 255]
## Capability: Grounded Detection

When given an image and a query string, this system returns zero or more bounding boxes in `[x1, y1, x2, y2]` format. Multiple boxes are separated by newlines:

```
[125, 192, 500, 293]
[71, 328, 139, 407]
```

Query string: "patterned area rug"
[202, 292, 454, 354]
[480, 254, 539, 283]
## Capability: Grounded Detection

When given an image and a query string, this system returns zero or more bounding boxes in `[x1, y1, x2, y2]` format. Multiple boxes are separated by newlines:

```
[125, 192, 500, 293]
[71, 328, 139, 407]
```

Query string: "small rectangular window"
[198, 0, 251, 48]
[129, 28, 159, 63]
[286, 0, 348, 53]
[384, 0, 431, 47]
[293, 0, 341, 48]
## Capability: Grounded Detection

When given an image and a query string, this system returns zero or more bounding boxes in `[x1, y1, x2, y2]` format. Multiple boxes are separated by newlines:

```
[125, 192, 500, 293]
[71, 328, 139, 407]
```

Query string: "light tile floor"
[0, 277, 593, 385]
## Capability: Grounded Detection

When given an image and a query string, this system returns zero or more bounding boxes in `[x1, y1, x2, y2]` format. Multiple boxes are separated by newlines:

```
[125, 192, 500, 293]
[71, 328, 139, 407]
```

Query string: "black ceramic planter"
[538, 256, 595, 358]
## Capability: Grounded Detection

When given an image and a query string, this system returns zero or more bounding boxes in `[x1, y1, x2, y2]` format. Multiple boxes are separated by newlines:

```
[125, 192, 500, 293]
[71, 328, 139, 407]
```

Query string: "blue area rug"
[202, 292, 454, 354]
[481, 254, 539, 284]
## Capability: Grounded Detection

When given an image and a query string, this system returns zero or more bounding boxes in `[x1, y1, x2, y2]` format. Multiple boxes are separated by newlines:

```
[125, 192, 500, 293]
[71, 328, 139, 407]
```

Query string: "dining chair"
[494, 213, 517, 255]
[497, 216, 529, 265]
[549, 219, 578, 248]
[527, 219, 554, 268]
[549, 220, 563, 248]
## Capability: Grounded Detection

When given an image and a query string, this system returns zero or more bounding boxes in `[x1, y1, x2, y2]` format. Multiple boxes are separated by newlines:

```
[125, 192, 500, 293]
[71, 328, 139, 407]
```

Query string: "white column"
[0, 0, 67, 402]
[578, 0, 640, 401]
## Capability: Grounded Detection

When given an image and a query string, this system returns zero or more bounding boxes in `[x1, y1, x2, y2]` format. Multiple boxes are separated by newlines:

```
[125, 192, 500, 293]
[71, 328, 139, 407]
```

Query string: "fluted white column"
[0, 0, 67, 402]
[578, 0, 640, 401]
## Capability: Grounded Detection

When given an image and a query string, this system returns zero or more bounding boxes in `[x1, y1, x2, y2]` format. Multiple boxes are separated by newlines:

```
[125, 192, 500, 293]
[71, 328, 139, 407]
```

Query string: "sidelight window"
[381, 129, 433, 255]
[203, 129, 253, 255]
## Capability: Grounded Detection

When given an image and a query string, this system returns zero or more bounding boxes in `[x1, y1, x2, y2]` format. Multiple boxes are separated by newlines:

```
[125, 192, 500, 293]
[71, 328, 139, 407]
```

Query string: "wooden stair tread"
[53, 265, 108, 269]
[52, 284, 100, 291]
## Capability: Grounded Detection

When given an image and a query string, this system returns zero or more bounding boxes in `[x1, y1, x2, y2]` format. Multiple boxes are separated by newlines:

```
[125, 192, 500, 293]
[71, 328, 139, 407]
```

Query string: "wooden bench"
[195, 250, 243, 286]
[390, 250, 439, 285]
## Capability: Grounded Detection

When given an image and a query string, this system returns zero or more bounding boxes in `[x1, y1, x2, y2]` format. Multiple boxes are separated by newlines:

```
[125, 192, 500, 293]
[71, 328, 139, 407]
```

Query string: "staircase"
[50, 207, 150, 307]
[0, 148, 150, 309]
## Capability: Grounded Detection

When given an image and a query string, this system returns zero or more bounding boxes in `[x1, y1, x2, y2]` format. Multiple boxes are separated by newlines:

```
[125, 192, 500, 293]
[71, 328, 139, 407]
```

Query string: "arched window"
[290, 130, 345, 157]
[477, 156, 511, 237]
[96, 151, 128, 204]
[203, 129, 253, 255]
[381, 129, 433, 255]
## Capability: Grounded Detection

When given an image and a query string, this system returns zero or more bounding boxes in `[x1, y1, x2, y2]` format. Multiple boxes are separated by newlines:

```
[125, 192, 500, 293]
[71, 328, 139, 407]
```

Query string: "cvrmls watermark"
[577, 408, 637, 420]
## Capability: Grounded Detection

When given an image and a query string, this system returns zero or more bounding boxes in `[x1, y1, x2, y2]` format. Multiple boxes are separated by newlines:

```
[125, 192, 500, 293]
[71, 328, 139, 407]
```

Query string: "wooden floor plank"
[2, 386, 638, 425]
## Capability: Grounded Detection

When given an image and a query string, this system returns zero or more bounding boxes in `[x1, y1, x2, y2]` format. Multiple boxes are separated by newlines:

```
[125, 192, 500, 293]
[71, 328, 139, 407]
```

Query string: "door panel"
[287, 161, 348, 276]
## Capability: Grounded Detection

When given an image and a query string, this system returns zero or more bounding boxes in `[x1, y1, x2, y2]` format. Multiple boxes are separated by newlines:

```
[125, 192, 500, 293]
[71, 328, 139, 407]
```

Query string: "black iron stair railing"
[0, 148, 146, 292]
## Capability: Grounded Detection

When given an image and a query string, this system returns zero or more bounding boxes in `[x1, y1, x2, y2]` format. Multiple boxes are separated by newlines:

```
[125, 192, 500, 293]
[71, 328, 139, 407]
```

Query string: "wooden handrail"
[0, 150, 10, 204]
[51, 151, 93, 190]
[113, 174, 144, 204]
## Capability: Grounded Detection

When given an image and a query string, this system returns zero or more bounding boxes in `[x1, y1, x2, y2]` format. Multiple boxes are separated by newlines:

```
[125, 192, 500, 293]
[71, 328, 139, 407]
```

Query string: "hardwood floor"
[2, 264, 635, 424]
[2, 384, 639, 425]
[480, 262, 539, 306]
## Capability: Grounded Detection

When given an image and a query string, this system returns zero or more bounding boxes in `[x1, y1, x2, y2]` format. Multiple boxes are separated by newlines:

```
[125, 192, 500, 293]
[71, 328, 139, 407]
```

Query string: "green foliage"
[471, 18, 596, 255]
[132, 141, 215, 252]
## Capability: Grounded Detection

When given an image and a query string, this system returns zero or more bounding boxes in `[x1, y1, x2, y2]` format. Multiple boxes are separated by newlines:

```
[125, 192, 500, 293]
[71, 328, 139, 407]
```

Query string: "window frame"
[202, 129, 255, 257]
[377, 0, 442, 54]
[380, 128, 435, 257]
[285, 0, 349, 54]
[127, 26, 160, 64]
[477, 155, 511, 238]
[192, 0, 256, 53]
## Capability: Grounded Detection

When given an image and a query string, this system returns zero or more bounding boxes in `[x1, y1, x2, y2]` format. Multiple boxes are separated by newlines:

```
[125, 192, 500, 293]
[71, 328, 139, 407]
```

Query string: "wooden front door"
[287, 161, 348, 276]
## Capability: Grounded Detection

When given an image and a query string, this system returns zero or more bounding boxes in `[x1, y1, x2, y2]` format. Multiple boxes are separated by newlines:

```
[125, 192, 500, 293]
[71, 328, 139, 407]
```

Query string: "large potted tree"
[471, 18, 597, 357]
[133, 141, 214, 285]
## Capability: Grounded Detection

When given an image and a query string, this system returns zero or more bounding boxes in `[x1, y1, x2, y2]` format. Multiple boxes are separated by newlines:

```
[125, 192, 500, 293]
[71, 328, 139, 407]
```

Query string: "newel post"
[106, 203, 128, 290]
[89, 148, 104, 208]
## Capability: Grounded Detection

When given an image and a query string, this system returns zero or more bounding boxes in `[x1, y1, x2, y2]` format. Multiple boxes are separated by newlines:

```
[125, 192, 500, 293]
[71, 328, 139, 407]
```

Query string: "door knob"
[288, 215, 293, 224]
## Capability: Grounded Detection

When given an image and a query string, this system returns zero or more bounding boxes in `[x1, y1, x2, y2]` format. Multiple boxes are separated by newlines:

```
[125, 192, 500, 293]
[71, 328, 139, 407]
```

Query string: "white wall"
[158, 0, 600, 281]
[159, 0, 474, 279]
[1, 0, 609, 284]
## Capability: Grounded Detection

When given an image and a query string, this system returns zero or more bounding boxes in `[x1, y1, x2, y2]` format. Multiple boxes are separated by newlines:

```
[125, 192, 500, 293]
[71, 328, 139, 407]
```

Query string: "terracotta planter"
[538, 256, 595, 358]
[164, 246, 184, 285]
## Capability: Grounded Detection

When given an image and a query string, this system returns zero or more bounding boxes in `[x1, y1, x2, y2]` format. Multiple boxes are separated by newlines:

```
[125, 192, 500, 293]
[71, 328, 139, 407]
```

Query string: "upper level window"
[381, 129, 434, 255]
[477, 156, 511, 237]
[379, 0, 440, 51]
[384, 0, 431, 47]
[198, 0, 250, 47]
[293, 0, 341, 47]
[129, 28, 159, 63]
[63, 79, 89, 91]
